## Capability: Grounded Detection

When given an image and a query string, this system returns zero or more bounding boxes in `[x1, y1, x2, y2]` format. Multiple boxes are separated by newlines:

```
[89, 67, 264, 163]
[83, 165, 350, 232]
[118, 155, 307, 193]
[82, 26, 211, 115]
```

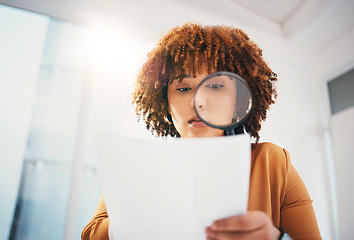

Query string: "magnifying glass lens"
[194, 72, 252, 131]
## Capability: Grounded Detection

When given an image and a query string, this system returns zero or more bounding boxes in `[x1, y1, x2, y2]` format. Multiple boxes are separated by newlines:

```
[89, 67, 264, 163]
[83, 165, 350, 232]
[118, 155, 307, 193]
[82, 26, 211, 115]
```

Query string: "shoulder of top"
[251, 142, 284, 153]
[251, 142, 290, 166]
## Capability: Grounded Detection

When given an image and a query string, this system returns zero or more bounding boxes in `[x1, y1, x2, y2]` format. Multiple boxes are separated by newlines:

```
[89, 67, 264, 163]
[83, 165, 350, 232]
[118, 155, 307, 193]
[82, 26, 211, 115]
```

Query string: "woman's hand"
[205, 211, 281, 240]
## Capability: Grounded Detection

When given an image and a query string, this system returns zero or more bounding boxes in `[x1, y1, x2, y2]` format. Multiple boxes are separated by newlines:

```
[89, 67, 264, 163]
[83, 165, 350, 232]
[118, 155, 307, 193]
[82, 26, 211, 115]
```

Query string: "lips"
[188, 115, 206, 127]
[188, 115, 200, 123]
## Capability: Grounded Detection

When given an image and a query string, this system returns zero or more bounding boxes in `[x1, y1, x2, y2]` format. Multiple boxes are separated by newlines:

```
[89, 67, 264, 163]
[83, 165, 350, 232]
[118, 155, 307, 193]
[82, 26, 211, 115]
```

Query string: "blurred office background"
[0, 0, 353, 239]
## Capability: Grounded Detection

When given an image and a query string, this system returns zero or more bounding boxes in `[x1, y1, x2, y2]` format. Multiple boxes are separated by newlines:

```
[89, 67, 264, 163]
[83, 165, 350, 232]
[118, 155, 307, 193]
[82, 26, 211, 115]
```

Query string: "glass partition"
[0, 5, 102, 240]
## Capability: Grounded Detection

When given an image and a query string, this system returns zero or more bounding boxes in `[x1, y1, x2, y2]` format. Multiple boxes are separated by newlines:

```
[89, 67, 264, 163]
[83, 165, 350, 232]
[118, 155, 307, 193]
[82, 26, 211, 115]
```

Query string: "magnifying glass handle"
[225, 126, 245, 136]
[226, 128, 236, 136]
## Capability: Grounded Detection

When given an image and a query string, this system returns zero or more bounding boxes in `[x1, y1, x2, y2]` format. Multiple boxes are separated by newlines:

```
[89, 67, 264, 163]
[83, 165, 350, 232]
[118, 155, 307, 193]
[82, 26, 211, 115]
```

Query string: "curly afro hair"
[132, 22, 277, 142]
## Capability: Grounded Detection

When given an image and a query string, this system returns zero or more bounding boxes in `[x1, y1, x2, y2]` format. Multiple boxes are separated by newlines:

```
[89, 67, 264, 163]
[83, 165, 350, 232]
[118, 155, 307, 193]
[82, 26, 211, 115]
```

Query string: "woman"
[82, 23, 321, 240]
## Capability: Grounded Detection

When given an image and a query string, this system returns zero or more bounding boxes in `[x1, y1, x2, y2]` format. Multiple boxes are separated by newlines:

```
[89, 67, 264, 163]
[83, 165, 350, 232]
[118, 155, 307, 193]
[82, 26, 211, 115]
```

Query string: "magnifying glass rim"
[193, 71, 253, 131]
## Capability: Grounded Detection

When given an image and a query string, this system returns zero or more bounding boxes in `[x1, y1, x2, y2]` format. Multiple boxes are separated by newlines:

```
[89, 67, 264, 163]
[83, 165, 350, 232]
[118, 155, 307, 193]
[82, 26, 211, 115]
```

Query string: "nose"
[193, 95, 207, 111]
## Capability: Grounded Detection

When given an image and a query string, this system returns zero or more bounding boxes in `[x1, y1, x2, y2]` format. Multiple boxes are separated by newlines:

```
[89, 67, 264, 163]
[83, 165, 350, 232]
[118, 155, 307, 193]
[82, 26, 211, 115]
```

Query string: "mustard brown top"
[82, 142, 321, 240]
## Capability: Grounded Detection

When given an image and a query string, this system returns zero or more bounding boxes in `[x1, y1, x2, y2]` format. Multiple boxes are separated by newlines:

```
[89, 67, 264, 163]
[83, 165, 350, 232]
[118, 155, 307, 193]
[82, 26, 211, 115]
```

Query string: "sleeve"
[81, 195, 110, 240]
[280, 148, 322, 240]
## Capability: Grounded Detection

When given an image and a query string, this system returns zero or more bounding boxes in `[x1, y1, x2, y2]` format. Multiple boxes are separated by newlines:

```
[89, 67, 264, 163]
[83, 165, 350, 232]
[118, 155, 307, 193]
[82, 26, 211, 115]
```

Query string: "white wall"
[331, 107, 354, 240]
[0, 6, 48, 239]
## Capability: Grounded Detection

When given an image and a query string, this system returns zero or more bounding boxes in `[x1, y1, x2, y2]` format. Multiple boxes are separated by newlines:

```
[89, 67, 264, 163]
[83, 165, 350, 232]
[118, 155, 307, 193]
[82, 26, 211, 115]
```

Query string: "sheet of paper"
[95, 134, 251, 240]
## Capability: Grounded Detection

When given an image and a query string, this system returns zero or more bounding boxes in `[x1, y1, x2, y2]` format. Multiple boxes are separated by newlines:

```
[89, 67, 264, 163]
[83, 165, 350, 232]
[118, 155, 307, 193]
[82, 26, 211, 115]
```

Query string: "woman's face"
[167, 64, 236, 138]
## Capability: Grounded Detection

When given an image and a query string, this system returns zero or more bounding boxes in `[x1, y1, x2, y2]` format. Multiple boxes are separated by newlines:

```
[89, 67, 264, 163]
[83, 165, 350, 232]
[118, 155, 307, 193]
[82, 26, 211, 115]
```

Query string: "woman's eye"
[206, 84, 224, 89]
[176, 87, 191, 92]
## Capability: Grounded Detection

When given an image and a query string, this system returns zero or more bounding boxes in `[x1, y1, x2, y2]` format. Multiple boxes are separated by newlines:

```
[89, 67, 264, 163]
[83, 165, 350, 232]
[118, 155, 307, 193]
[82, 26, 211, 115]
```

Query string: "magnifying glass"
[193, 71, 253, 135]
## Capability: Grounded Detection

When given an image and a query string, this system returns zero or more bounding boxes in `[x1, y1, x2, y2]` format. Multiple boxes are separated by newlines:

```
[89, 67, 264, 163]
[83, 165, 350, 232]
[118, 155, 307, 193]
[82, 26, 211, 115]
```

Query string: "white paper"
[95, 134, 251, 240]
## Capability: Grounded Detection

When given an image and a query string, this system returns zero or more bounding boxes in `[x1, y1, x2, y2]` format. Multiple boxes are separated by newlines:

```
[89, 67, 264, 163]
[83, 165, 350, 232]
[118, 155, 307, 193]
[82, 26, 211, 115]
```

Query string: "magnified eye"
[206, 84, 224, 89]
[176, 87, 191, 92]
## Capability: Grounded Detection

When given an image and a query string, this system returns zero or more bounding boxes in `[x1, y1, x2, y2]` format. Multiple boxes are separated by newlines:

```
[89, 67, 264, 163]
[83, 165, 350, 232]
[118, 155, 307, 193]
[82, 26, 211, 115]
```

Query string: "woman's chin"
[181, 127, 224, 138]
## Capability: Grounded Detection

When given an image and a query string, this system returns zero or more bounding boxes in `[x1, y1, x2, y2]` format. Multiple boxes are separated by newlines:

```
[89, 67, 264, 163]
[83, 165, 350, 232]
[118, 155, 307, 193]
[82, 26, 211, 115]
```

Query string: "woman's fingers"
[206, 227, 265, 240]
[205, 211, 281, 240]
[210, 211, 269, 231]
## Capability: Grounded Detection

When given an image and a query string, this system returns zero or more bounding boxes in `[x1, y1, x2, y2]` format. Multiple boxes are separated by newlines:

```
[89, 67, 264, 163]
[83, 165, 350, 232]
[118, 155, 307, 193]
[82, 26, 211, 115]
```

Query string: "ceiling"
[0, 0, 342, 36]
[232, 0, 309, 23]
[1, 0, 354, 65]
[165, 0, 332, 38]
